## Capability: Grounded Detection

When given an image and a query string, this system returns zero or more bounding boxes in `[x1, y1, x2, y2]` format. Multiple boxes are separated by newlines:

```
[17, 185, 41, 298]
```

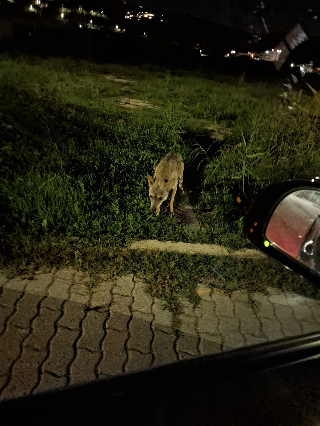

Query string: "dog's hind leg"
[178, 162, 184, 193]
[178, 178, 184, 194]
[169, 185, 178, 217]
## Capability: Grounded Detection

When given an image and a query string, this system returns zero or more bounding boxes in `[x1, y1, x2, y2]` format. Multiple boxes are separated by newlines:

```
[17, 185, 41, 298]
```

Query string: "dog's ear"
[147, 174, 154, 187]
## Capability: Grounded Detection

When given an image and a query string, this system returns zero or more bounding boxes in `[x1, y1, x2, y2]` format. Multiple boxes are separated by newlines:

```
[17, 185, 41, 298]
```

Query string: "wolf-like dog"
[147, 152, 184, 216]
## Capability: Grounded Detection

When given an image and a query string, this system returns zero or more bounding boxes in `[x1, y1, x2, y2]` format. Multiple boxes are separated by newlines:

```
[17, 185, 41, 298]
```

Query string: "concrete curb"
[128, 240, 267, 259]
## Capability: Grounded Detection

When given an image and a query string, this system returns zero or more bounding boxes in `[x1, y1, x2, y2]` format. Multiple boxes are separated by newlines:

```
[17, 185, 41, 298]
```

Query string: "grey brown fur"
[147, 152, 184, 216]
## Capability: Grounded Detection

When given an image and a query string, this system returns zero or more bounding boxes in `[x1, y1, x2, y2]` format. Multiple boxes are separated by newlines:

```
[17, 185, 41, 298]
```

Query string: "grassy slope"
[1, 55, 319, 306]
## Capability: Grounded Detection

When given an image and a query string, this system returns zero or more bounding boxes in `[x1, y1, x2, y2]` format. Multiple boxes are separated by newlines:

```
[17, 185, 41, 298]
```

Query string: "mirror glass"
[266, 189, 320, 275]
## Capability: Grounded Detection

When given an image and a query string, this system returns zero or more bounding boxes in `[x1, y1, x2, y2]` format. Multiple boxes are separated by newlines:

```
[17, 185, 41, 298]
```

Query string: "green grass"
[0, 55, 257, 246]
[1, 55, 320, 309]
[2, 237, 319, 314]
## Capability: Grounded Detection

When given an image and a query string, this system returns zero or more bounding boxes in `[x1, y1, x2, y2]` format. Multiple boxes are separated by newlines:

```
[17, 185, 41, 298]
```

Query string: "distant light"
[29, 5, 33, 10]
[265, 50, 269, 53]
[312, 179, 315, 182]
[272, 49, 274, 51]
[264, 240, 270, 248]
[61, 12, 64, 18]
[161, 19, 163, 22]
[101, 11, 103, 13]
[79, 24, 82, 28]
[90, 19, 93, 23]
[290, 63, 295, 67]
[231, 50, 235, 54]
[115, 25, 118, 29]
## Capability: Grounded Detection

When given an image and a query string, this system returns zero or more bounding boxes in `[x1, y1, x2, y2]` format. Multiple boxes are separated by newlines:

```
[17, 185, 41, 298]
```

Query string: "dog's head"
[147, 174, 173, 216]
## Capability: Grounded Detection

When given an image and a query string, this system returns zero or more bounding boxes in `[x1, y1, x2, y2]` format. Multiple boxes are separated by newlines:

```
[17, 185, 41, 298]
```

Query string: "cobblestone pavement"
[1, 267, 320, 401]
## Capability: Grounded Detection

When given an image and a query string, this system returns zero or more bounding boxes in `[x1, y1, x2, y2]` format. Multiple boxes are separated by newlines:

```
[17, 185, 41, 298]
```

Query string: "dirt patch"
[203, 123, 231, 141]
[105, 75, 135, 84]
[117, 97, 156, 109]
[174, 190, 199, 228]
[128, 240, 267, 259]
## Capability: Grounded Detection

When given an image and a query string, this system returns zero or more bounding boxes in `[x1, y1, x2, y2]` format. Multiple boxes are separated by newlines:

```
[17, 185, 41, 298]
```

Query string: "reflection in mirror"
[266, 189, 320, 275]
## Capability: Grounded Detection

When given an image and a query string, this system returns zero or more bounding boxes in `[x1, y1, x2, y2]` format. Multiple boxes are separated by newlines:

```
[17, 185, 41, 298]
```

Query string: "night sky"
[127, 0, 320, 35]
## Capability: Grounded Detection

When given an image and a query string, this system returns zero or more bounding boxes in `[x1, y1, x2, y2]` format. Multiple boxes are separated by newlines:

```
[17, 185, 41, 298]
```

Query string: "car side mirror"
[244, 179, 320, 285]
